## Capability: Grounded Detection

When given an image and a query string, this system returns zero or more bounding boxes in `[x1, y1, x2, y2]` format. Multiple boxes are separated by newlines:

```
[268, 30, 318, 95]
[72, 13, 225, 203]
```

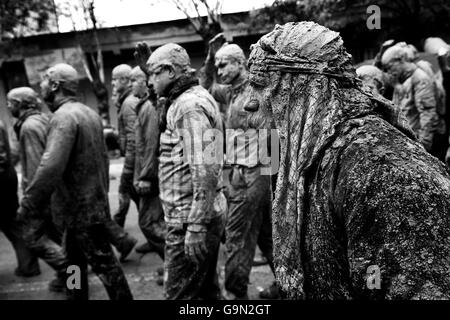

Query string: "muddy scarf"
[247, 22, 415, 299]
[157, 73, 199, 132]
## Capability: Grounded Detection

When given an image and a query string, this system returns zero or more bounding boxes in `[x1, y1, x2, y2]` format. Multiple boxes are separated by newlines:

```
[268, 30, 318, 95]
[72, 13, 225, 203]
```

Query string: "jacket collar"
[13, 109, 42, 139]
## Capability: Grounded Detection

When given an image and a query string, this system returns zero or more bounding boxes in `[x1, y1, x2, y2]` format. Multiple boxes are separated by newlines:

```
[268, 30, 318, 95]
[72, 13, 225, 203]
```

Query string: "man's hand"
[185, 228, 207, 264]
[208, 33, 227, 59]
[134, 42, 152, 75]
[136, 180, 151, 195]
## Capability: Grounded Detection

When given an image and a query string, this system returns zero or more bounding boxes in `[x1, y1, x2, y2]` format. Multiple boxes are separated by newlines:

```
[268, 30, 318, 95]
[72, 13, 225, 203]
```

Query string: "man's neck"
[230, 70, 248, 89]
[399, 63, 417, 83]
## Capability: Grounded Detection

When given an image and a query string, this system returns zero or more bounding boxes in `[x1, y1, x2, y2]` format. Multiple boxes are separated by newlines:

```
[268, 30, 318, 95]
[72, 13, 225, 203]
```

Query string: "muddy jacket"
[14, 111, 49, 191]
[210, 81, 264, 167]
[134, 95, 160, 191]
[159, 85, 225, 226]
[393, 67, 441, 150]
[117, 90, 139, 177]
[21, 98, 110, 228]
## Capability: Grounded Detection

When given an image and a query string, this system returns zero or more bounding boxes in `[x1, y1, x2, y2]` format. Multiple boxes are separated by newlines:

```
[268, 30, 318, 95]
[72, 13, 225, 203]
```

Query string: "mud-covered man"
[18, 63, 133, 300]
[129, 66, 166, 266]
[201, 35, 277, 299]
[244, 22, 450, 299]
[111, 65, 140, 230]
[147, 43, 227, 299]
[7, 87, 68, 291]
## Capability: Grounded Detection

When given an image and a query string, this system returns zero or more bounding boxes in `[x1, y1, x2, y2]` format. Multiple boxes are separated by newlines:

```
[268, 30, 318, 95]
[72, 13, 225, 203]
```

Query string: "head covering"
[7, 87, 40, 109]
[146, 43, 194, 74]
[248, 21, 414, 299]
[215, 43, 246, 64]
[130, 66, 146, 79]
[381, 44, 409, 65]
[46, 63, 79, 94]
[356, 65, 384, 89]
[112, 64, 132, 79]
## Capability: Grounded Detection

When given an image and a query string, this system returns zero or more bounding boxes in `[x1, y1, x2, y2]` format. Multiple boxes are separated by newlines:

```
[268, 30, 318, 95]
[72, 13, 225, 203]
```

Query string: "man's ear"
[50, 80, 60, 93]
[167, 66, 177, 79]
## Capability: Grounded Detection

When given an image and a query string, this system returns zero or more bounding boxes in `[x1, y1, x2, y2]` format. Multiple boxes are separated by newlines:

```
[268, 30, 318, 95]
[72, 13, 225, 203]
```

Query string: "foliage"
[153, 0, 224, 44]
[0, 0, 56, 40]
[251, 0, 450, 45]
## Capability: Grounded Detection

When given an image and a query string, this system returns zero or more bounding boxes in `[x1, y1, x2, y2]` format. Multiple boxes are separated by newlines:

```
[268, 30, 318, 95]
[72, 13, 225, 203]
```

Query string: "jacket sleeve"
[21, 114, 76, 213]
[175, 107, 219, 227]
[413, 75, 438, 151]
[20, 124, 46, 190]
[121, 99, 137, 177]
[138, 103, 160, 183]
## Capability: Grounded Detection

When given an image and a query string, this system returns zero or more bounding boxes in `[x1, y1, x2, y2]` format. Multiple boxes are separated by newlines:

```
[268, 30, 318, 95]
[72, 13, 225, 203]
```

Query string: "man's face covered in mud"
[243, 45, 287, 131]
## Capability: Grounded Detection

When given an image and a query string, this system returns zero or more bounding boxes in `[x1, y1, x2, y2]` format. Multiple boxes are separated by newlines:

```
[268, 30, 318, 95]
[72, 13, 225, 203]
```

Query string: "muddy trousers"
[112, 176, 140, 228]
[1, 219, 41, 276]
[224, 165, 272, 298]
[138, 194, 166, 259]
[20, 216, 68, 276]
[164, 215, 224, 300]
[65, 224, 133, 300]
[0, 169, 40, 276]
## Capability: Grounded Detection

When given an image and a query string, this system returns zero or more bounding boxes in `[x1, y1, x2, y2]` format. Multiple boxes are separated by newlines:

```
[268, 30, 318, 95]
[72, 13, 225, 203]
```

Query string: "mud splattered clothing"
[21, 97, 132, 300]
[246, 21, 450, 299]
[393, 66, 446, 159]
[0, 120, 39, 276]
[134, 95, 166, 258]
[159, 79, 226, 300]
[209, 81, 274, 298]
[14, 110, 67, 275]
[114, 90, 140, 227]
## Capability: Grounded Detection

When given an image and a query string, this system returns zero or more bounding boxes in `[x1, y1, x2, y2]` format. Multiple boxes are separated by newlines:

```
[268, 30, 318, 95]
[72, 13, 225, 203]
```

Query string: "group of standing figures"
[1, 21, 450, 300]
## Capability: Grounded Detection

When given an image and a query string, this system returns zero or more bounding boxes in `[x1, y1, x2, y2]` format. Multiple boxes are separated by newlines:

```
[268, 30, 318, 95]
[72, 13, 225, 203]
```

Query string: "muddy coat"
[393, 67, 443, 151]
[117, 90, 139, 180]
[134, 95, 160, 189]
[21, 98, 111, 228]
[14, 111, 49, 191]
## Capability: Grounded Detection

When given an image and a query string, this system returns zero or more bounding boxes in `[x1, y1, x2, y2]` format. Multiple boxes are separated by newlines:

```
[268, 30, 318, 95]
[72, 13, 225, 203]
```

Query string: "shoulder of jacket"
[123, 94, 140, 111]
[411, 68, 432, 83]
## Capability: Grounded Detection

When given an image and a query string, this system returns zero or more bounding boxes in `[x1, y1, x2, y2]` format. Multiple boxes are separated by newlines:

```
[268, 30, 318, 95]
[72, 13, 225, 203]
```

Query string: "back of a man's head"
[7, 87, 40, 109]
[381, 44, 409, 65]
[46, 63, 79, 95]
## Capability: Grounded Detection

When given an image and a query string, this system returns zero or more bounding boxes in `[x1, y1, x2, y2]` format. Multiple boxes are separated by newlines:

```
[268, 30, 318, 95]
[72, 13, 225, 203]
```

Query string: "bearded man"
[201, 35, 278, 299]
[244, 22, 450, 299]
[18, 63, 133, 300]
[129, 66, 166, 269]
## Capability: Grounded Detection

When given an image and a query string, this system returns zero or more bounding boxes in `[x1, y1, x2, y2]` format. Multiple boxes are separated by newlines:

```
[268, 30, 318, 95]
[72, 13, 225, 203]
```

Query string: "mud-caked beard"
[43, 91, 57, 112]
[247, 106, 274, 131]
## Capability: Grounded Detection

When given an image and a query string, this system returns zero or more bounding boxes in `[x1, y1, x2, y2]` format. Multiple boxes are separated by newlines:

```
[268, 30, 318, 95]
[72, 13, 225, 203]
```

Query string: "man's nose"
[244, 99, 259, 112]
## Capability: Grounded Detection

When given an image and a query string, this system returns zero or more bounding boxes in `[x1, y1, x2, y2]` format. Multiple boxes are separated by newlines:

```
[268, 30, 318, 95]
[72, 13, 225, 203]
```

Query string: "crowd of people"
[1, 20, 450, 300]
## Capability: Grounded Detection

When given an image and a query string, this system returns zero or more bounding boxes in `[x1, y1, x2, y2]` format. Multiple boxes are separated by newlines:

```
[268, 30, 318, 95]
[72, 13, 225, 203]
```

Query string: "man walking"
[147, 43, 227, 299]
[18, 63, 133, 300]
